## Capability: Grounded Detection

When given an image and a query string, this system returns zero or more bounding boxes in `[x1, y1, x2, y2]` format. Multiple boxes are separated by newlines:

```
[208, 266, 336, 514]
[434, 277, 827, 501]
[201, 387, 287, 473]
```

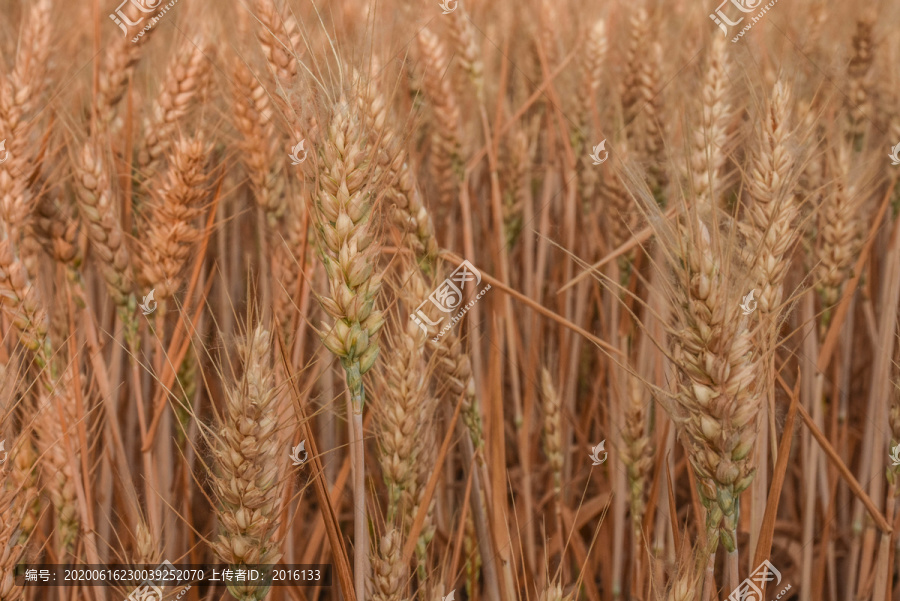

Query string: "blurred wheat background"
[1, 0, 899, 600]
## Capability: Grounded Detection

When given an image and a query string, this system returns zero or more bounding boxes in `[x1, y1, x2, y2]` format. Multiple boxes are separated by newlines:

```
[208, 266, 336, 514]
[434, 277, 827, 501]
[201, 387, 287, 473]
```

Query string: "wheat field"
[0, 0, 899, 600]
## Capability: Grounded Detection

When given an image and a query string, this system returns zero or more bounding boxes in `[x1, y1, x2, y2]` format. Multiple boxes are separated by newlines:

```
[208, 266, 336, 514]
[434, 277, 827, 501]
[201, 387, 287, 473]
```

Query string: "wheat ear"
[0, 239, 51, 370]
[417, 28, 462, 208]
[815, 137, 866, 326]
[368, 529, 407, 601]
[357, 74, 438, 272]
[621, 374, 654, 544]
[138, 35, 212, 178]
[34, 383, 80, 557]
[689, 36, 733, 211]
[232, 59, 286, 224]
[744, 82, 800, 315]
[664, 215, 763, 554]
[73, 143, 135, 312]
[845, 12, 875, 145]
[139, 135, 211, 299]
[312, 91, 385, 601]
[0, 0, 53, 240]
[210, 325, 286, 601]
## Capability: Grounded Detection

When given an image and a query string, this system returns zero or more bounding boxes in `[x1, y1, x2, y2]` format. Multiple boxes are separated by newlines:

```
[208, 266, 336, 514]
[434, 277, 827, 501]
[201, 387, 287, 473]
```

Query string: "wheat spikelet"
[743, 82, 800, 314]
[689, 36, 733, 210]
[73, 142, 134, 310]
[139, 135, 211, 299]
[138, 35, 212, 177]
[417, 27, 461, 208]
[210, 326, 285, 600]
